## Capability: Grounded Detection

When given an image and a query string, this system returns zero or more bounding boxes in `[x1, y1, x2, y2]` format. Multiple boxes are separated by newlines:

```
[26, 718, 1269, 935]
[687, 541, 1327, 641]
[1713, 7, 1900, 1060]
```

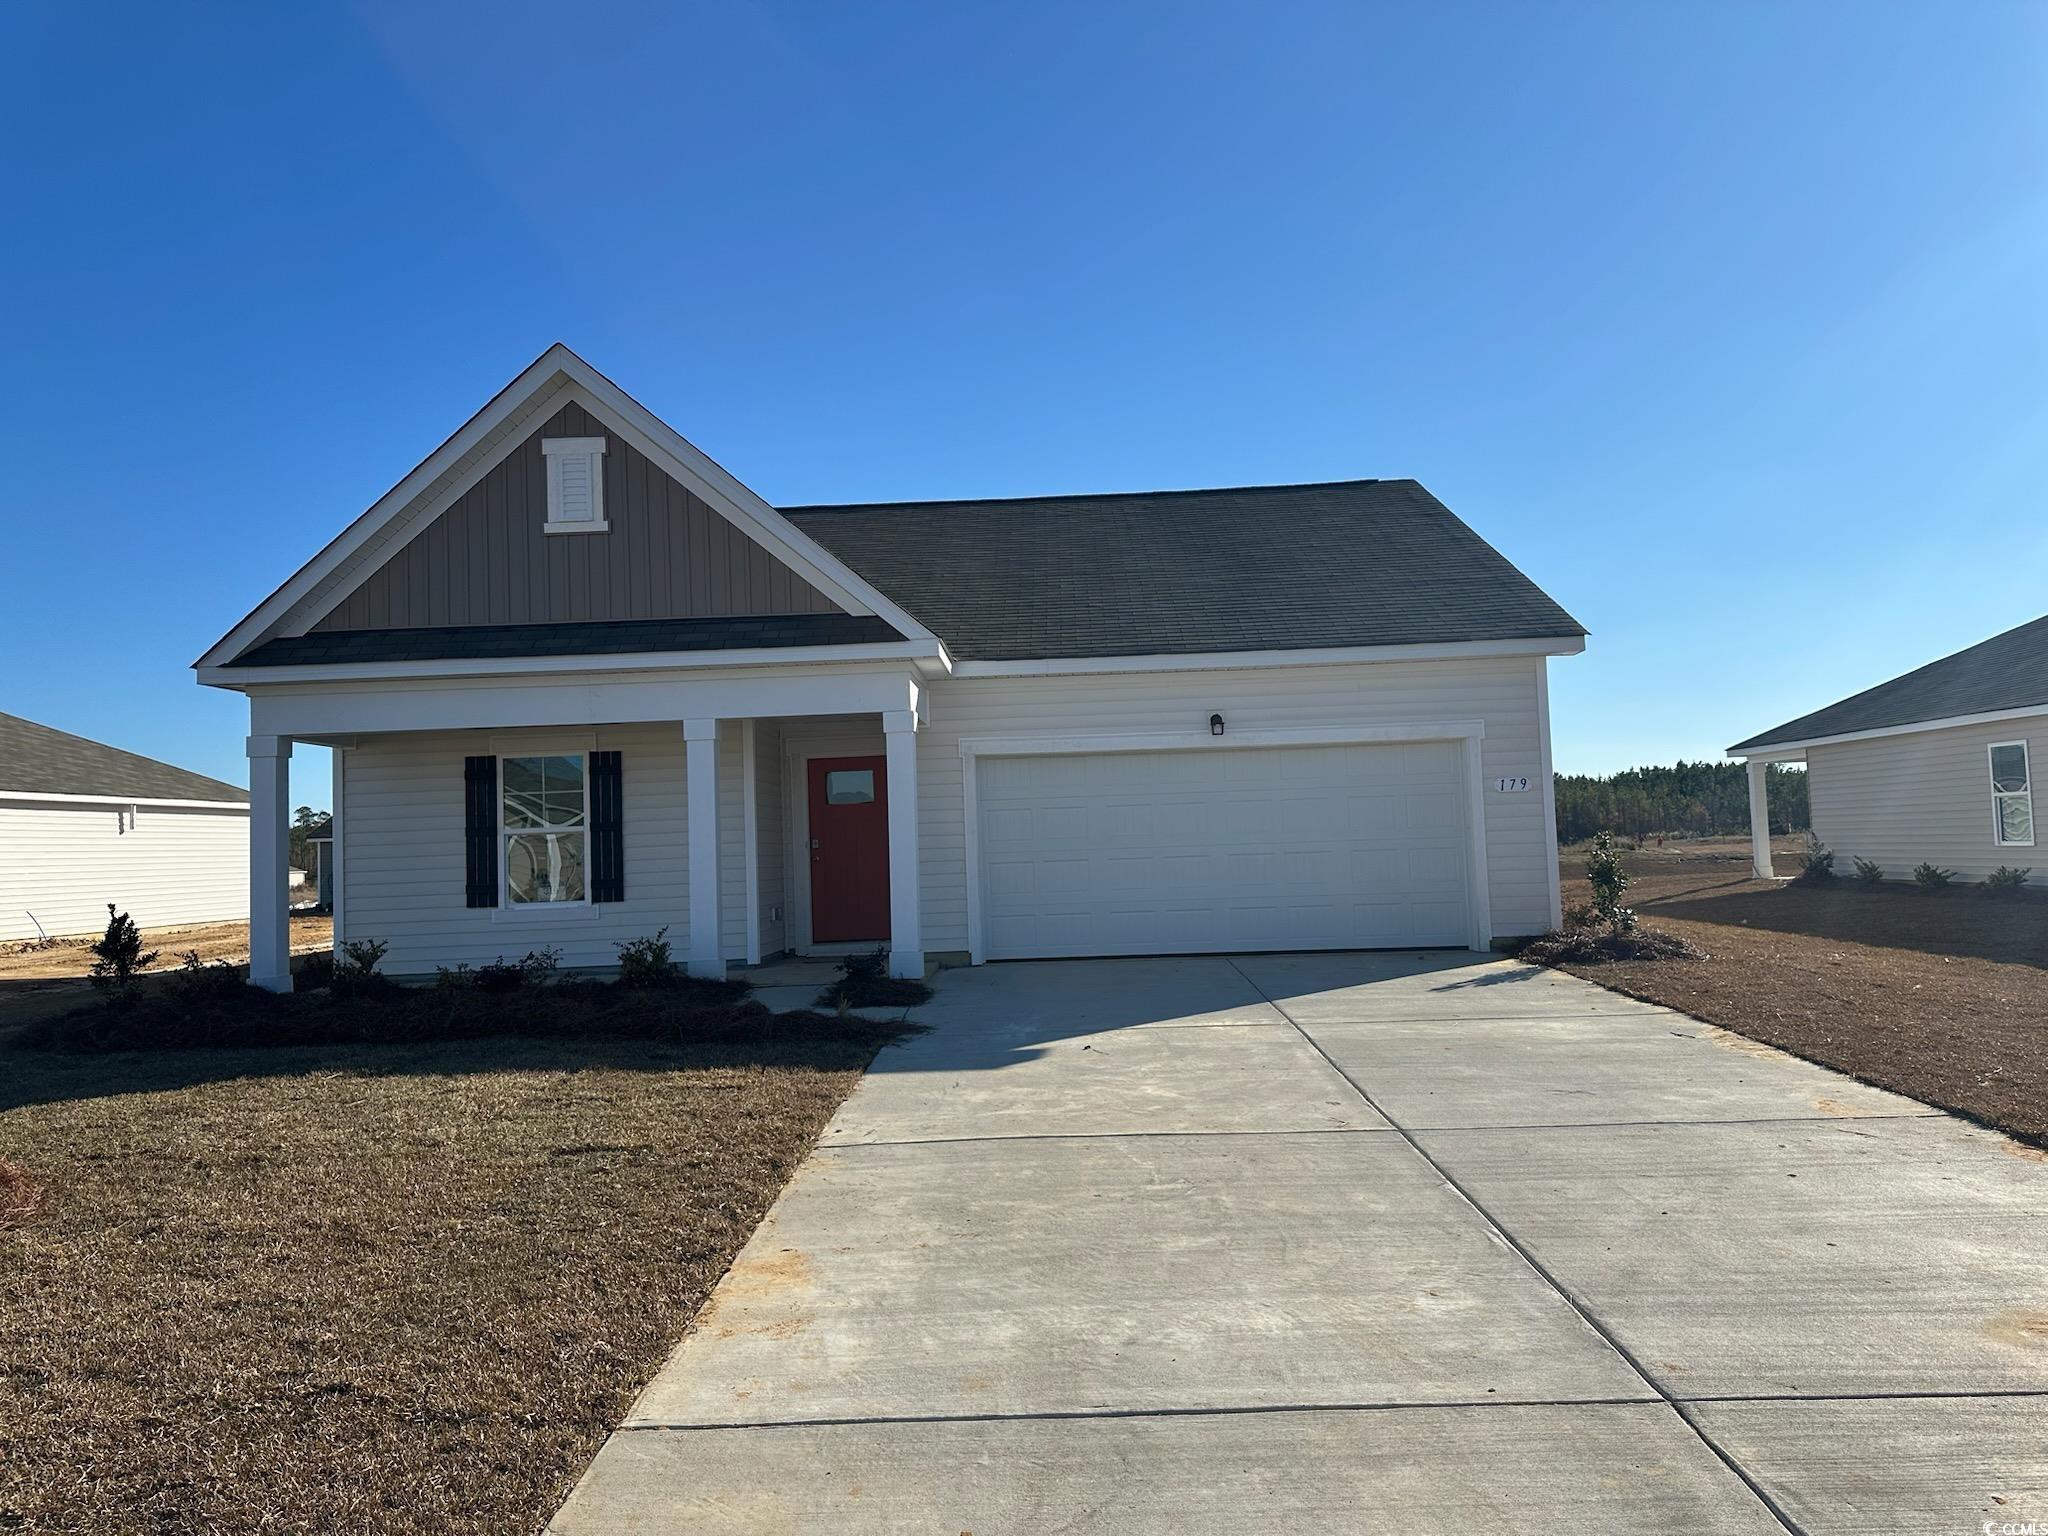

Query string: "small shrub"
[818, 945, 933, 1009]
[167, 949, 246, 1002]
[1520, 926, 1707, 965]
[1912, 862, 1957, 892]
[331, 937, 394, 999]
[1794, 835, 1836, 884]
[0, 1159, 45, 1231]
[87, 905, 159, 992]
[1583, 832, 1636, 933]
[1985, 865, 2033, 893]
[434, 962, 475, 990]
[297, 951, 335, 989]
[1852, 856, 1885, 886]
[614, 928, 680, 987]
[473, 948, 561, 993]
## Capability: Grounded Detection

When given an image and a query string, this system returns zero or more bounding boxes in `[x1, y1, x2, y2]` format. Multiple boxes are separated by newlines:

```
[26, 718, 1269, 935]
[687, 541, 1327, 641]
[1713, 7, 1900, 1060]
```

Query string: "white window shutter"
[541, 437, 609, 533]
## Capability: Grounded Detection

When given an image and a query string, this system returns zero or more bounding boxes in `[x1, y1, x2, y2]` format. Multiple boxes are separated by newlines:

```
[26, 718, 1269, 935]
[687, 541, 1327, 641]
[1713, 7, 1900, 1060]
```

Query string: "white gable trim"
[198, 344, 945, 668]
[1730, 702, 2048, 758]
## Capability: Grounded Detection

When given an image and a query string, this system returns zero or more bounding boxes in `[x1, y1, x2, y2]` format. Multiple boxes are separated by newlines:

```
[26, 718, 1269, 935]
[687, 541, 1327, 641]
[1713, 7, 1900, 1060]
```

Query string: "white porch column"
[1746, 758, 1775, 880]
[247, 734, 293, 992]
[684, 718, 724, 979]
[884, 709, 923, 980]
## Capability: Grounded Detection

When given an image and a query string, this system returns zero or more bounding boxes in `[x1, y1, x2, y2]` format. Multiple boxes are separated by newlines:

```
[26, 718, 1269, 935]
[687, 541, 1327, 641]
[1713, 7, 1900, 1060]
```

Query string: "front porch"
[1736, 751, 1806, 881]
[240, 661, 936, 991]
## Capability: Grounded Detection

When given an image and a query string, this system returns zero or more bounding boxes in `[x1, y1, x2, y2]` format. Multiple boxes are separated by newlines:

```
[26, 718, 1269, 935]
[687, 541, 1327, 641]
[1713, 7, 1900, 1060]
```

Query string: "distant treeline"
[1554, 761, 1808, 843]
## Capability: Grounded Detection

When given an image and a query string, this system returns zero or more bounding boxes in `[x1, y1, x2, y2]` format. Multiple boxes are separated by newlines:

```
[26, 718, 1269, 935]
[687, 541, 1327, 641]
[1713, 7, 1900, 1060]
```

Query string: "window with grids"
[1990, 741, 2033, 847]
[502, 754, 587, 902]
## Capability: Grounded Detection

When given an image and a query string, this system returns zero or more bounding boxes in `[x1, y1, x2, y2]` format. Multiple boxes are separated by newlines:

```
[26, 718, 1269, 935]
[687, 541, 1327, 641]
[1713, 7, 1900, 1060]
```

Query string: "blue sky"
[3, 2, 2043, 809]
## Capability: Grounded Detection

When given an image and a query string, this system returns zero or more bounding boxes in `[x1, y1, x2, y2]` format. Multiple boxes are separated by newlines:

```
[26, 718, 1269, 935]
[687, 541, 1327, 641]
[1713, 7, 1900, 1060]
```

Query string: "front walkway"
[551, 953, 2048, 1534]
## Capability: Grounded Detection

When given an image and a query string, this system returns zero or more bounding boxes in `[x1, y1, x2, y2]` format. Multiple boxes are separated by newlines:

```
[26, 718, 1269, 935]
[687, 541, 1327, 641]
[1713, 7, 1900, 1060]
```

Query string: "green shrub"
[1852, 856, 1885, 886]
[473, 948, 561, 993]
[614, 928, 680, 987]
[1794, 836, 1836, 884]
[818, 945, 933, 1009]
[1911, 862, 1957, 891]
[297, 951, 335, 989]
[167, 950, 246, 1002]
[1583, 832, 1636, 933]
[1986, 865, 2033, 893]
[88, 906, 158, 992]
[331, 937, 393, 1000]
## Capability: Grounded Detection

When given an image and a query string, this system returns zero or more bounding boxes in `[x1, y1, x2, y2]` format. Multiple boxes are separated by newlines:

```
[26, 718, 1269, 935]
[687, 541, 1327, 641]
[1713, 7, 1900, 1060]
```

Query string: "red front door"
[808, 755, 890, 943]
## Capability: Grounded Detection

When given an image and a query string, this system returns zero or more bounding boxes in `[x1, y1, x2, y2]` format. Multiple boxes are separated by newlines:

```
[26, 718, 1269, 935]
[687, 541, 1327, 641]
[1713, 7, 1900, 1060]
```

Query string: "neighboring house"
[196, 345, 1585, 990]
[0, 711, 250, 942]
[303, 813, 334, 908]
[1730, 614, 2045, 885]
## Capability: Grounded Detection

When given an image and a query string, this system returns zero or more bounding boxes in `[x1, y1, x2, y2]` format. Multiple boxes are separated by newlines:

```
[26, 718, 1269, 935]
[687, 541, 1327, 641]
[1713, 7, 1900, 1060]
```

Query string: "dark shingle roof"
[788, 479, 1583, 660]
[234, 614, 904, 667]
[1731, 614, 2048, 752]
[0, 712, 248, 803]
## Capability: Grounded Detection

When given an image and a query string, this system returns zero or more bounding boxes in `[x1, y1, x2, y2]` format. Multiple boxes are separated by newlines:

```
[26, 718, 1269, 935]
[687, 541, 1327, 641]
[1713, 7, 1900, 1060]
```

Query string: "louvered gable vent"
[542, 436, 608, 534]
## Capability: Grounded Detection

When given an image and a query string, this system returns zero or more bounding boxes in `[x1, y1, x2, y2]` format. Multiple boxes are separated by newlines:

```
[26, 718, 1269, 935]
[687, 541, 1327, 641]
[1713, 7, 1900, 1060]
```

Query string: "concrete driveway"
[552, 952, 2048, 1534]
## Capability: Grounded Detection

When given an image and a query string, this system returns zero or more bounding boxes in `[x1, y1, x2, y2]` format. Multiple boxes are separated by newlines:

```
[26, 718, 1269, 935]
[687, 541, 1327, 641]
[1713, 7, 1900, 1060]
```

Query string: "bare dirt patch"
[1546, 844, 2048, 1147]
[0, 913, 332, 982]
[0, 1012, 900, 1535]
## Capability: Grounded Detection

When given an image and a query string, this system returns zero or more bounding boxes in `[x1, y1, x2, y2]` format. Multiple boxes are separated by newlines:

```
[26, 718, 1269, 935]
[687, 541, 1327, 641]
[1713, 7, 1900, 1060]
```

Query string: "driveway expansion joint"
[1225, 958, 1808, 1536]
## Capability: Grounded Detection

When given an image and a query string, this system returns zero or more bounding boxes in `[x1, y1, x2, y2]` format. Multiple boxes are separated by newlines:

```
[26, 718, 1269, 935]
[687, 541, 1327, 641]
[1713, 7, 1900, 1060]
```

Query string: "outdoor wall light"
[1210, 713, 1225, 736]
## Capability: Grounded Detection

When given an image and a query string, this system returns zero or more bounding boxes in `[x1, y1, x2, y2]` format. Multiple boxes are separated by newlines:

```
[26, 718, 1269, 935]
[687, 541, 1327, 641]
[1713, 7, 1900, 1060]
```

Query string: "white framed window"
[501, 753, 588, 904]
[1990, 740, 2033, 847]
[541, 436, 608, 534]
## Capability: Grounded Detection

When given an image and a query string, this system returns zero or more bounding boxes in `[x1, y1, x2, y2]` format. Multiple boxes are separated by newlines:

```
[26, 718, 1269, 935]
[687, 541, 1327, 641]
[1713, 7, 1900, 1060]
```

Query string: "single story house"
[1730, 614, 2044, 885]
[197, 345, 1585, 990]
[302, 813, 334, 909]
[0, 711, 250, 942]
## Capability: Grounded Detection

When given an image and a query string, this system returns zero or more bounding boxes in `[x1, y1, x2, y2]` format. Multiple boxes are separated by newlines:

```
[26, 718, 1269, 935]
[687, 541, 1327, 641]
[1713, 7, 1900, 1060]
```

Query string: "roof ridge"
[781, 477, 1404, 514]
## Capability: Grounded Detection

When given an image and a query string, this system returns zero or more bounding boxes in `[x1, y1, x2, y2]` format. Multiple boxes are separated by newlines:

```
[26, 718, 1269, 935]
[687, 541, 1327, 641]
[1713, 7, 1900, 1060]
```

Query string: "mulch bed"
[1543, 856, 2048, 1148]
[0, 989, 906, 1535]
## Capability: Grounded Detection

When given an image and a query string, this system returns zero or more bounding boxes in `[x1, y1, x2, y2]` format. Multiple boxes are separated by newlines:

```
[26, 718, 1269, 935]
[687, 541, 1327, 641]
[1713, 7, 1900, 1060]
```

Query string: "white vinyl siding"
[1807, 714, 2046, 885]
[341, 724, 695, 974]
[754, 721, 787, 957]
[0, 798, 249, 942]
[914, 655, 1554, 953]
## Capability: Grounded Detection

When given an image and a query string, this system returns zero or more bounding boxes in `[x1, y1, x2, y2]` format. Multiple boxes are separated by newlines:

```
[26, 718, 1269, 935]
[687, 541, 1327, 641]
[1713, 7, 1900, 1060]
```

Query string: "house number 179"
[1495, 776, 1531, 793]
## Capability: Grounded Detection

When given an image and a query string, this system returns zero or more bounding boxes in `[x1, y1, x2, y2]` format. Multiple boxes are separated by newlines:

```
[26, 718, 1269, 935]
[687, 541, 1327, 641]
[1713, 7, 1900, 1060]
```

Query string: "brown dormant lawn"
[1549, 837, 2048, 1148]
[0, 1010, 899, 1535]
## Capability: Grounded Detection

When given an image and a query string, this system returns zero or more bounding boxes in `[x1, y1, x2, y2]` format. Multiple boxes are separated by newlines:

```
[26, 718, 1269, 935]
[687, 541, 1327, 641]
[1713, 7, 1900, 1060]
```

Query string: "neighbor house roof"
[0, 712, 248, 803]
[1731, 613, 2048, 753]
[786, 479, 1585, 661]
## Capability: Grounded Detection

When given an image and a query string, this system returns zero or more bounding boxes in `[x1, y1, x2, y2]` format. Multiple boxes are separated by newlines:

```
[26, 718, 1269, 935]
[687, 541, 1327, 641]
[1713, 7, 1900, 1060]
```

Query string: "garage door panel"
[978, 744, 1475, 960]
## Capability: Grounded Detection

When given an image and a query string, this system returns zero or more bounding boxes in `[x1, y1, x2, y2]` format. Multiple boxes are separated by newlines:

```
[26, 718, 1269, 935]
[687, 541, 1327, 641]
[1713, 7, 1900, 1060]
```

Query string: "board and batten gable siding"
[0, 799, 248, 942]
[340, 724, 711, 974]
[1806, 714, 2044, 885]
[314, 400, 843, 633]
[910, 654, 1557, 952]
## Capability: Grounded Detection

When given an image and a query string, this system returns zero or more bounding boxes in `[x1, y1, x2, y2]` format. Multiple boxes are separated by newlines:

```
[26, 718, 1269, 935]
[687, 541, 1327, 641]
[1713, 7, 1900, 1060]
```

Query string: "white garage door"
[977, 741, 1474, 960]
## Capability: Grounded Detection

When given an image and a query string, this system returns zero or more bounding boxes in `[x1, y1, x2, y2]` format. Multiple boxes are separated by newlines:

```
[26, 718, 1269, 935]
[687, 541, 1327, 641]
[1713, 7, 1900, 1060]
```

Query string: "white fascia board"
[200, 343, 948, 667]
[1730, 702, 2048, 758]
[0, 790, 250, 811]
[948, 635, 1585, 678]
[242, 662, 926, 739]
[199, 638, 945, 690]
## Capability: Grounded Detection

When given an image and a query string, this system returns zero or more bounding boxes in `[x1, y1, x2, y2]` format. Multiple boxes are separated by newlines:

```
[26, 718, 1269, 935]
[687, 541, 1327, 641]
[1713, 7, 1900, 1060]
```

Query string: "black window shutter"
[590, 750, 624, 903]
[463, 755, 498, 908]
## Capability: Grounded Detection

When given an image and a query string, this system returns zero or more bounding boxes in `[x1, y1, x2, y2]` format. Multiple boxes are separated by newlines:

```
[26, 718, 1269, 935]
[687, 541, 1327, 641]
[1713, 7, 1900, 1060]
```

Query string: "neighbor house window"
[1990, 741, 2033, 847]
[502, 754, 587, 902]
